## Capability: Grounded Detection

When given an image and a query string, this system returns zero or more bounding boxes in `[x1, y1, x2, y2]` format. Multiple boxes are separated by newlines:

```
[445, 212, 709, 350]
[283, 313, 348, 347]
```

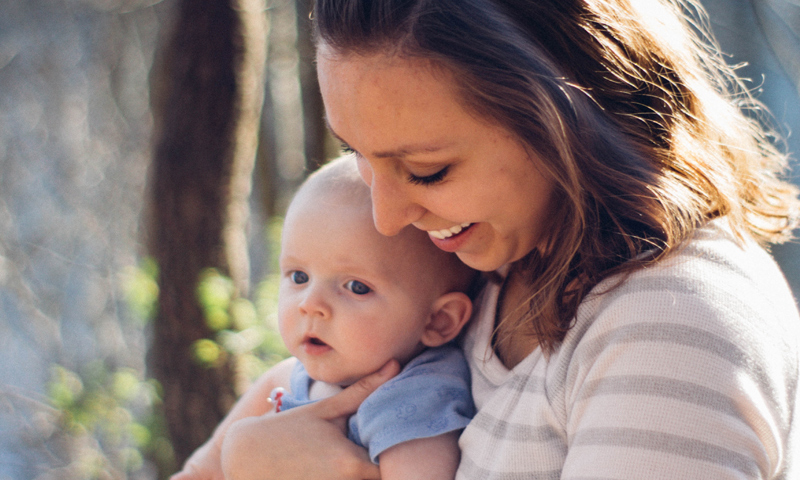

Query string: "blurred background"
[0, 0, 797, 478]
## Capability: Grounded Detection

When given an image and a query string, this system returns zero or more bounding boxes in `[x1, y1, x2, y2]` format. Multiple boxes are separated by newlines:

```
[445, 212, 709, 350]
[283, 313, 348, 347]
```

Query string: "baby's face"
[277, 197, 448, 386]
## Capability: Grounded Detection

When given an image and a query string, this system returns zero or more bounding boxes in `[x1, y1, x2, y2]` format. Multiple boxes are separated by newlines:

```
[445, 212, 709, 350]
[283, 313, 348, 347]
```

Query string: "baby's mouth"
[302, 335, 333, 357]
[302, 335, 332, 355]
[306, 336, 328, 347]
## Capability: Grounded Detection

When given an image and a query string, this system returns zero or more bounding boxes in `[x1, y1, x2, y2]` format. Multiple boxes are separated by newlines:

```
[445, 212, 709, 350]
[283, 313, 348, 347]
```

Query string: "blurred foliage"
[122, 258, 160, 327]
[193, 216, 290, 393]
[0, 0, 168, 477]
[41, 216, 288, 479]
[37, 256, 172, 479]
[0, 0, 303, 477]
[46, 363, 171, 479]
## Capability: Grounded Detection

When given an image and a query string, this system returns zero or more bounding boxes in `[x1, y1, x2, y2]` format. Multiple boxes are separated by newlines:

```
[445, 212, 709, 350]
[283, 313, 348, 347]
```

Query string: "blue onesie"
[273, 343, 475, 463]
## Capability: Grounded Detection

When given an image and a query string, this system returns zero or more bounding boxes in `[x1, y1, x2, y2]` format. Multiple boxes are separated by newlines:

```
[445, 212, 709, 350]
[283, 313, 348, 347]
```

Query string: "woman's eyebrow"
[326, 119, 453, 159]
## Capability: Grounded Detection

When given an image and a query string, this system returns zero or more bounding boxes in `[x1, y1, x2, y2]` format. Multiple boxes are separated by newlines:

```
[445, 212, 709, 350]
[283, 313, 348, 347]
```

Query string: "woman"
[174, 0, 800, 478]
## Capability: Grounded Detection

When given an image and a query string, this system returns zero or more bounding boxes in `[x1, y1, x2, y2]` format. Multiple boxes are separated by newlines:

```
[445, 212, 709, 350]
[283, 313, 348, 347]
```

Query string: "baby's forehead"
[294, 176, 371, 211]
[299, 156, 369, 199]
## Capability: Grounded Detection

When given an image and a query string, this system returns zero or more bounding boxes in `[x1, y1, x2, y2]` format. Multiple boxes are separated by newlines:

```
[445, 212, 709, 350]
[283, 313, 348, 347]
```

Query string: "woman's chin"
[455, 251, 505, 272]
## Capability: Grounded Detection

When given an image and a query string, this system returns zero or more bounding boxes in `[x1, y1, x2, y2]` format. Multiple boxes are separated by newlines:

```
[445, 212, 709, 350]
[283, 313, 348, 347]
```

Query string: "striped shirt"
[457, 220, 799, 479]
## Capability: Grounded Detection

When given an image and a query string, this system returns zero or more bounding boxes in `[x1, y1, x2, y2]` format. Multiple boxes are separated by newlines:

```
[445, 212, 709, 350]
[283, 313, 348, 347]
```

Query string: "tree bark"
[148, 0, 267, 468]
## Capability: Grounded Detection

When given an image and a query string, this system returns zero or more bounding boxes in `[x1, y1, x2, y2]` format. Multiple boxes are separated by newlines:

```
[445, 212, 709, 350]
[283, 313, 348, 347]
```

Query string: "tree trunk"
[296, 0, 328, 172]
[148, 0, 267, 468]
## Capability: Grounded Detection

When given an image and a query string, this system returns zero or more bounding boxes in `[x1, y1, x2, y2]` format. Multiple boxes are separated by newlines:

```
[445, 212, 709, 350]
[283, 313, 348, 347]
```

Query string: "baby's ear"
[421, 292, 473, 348]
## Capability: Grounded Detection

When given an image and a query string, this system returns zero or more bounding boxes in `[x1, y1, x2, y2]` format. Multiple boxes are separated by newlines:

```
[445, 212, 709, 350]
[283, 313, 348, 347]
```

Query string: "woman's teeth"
[429, 223, 471, 240]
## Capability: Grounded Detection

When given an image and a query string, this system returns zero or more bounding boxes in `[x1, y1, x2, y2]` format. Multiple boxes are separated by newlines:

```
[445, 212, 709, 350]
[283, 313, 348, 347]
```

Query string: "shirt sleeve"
[349, 344, 476, 464]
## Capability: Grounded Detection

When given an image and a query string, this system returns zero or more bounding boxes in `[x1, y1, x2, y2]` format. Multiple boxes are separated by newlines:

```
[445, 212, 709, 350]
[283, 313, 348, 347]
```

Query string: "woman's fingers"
[314, 359, 401, 420]
[222, 405, 378, 480]
[336, 360, 399, 479]
[220, 360, 400, 480]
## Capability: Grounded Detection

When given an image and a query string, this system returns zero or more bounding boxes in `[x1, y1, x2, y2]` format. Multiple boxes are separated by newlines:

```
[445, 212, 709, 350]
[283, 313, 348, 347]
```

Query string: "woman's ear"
[421, 292, 473, 347]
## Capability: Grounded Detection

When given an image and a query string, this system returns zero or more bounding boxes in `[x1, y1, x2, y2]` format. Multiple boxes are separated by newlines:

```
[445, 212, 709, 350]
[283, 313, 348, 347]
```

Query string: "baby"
[223, 156, 478, 480]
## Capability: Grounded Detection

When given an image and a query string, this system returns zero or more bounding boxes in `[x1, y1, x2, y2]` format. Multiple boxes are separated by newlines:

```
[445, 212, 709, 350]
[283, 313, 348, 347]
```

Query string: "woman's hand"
[221, 360, 400, 480]
[170, 438, 225, 480]
[169, 357, 298, 480]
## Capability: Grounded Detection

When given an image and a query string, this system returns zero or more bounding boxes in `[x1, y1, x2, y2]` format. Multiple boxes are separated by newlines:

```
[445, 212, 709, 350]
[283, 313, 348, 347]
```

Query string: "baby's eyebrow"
[277, 254, 300, 268]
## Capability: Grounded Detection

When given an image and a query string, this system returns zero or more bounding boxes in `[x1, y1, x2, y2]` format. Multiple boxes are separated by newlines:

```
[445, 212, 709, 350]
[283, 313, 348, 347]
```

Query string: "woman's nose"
[367, 169, 425, 237]
[298, 284, 331, 318]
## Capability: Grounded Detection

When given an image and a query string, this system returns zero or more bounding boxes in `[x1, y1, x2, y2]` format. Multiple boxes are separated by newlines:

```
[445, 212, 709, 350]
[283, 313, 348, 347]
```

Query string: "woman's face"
[317, 47, 555, 271]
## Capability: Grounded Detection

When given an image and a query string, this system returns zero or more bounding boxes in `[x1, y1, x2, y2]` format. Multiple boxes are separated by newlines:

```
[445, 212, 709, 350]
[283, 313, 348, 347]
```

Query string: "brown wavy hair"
[313, 0, 800, 352]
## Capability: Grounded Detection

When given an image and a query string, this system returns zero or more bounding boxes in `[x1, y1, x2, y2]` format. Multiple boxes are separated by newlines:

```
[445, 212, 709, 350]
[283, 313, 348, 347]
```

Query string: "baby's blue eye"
[345, 280, 371, 295]
[291, 271, 309, 284]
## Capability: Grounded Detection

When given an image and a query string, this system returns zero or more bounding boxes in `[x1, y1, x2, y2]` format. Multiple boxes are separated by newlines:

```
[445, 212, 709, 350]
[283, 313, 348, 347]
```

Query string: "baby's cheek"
[353, 337, 397, 367]
[275, 304, 296, 345]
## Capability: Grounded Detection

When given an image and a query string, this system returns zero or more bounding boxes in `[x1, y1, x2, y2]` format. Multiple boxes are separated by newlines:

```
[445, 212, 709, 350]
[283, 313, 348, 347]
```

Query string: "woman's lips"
[427, 223, 474, 253]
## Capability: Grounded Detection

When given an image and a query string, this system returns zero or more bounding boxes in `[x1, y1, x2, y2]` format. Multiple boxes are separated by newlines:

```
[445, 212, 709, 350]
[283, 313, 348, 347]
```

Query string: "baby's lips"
[302, 334, 333, 355]
[303, 334, 328, 346]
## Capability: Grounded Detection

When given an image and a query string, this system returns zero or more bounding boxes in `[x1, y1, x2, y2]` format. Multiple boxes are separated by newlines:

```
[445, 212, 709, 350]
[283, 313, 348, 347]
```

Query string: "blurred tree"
[147, 0, 268, 468]
[296, 0, 328, 173]
[259, 0, 313, 217]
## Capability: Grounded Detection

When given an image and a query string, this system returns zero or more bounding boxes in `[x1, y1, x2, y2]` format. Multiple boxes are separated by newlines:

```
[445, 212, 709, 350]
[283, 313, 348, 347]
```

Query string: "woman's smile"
[425, 223, 474, 253]
[426, 222, 472, 240]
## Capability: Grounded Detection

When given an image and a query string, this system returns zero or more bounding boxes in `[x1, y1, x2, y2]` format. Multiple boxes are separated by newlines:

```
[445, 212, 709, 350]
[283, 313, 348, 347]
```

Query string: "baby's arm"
[379, 430, 462, 480]
[170, 357, 297, 480]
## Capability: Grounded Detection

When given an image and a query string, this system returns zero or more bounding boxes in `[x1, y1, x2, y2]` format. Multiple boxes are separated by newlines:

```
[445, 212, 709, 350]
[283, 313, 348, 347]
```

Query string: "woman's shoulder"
[577, 219, 797, 338]
[553, 218, 799, 389]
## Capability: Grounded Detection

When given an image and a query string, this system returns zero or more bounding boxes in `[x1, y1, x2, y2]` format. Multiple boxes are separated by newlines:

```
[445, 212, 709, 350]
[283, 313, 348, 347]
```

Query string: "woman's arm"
[170, 357, 298, 480]
[221, 360, 401, 480]
[378, 431, 462, 480]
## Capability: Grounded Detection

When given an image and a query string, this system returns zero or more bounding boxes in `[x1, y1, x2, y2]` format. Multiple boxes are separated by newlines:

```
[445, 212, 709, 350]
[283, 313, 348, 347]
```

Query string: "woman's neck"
[494, 267, 539, 369]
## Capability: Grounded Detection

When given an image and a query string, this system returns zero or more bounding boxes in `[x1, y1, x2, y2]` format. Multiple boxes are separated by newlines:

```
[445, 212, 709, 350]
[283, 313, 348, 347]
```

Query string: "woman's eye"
[290, 271, 309, 284]
[345, 280, 371, 295]
[408, 166, 449, 186]
[340, 143, 355, 155]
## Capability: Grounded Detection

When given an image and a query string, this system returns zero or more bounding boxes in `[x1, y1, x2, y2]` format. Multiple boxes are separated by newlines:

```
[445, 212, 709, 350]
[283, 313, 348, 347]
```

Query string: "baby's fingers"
[315, 360, 400, 421]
